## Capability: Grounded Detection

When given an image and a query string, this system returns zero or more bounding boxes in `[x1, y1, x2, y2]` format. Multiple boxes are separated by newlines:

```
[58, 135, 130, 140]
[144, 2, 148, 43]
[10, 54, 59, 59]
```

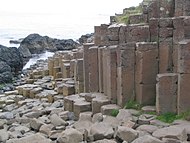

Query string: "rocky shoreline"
[0, 51, 190, 143]
[2, 0, 190, 142]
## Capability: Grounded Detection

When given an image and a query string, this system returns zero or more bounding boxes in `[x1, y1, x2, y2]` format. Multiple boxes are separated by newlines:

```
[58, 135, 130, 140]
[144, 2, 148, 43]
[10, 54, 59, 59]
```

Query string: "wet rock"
[18, 33, 80, 58]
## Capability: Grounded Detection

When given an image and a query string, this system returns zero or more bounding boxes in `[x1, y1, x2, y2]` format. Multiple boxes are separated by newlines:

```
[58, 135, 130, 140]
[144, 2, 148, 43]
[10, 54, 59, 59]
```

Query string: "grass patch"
[124, 100, 141, 110]
[111, 109, 119, 117]
[156, 111, 190, 123]
[156, 112, 180, 123]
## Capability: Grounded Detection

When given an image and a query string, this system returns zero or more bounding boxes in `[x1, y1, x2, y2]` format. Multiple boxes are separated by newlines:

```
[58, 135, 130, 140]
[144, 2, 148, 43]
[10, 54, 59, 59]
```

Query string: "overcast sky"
[0, 0, 143, 15]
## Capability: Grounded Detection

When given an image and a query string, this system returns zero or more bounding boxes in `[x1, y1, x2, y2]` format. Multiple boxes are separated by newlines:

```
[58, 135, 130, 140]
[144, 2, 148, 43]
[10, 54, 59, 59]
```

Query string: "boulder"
[49, 114, 68, 127]
[114, 126, 138, 142]
[0, 61, 12, 83]
[90, 122, 114, 141]
[0, 45, 23, 83]
[0, 129, 9, 142]
[6, 133, 52, 143]
[18, 33, 80, 58]
[152, 126, 187, 141]
[0, 45, 23, 73]
[131, 135, 164, 143]
[57, 128, 83, 143]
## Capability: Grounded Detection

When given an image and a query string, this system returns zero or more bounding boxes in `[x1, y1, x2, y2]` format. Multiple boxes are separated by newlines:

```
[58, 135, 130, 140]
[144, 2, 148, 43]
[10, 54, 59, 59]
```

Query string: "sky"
[0, 0, 143, 15]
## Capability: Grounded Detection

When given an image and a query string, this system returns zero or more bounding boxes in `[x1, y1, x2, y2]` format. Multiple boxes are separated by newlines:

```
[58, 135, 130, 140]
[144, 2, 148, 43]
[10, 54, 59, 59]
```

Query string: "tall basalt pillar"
[177, 40, 190, 113]
[83, 43, 94, 92]
[135, 42, 158, 105]
[88, 46, 99, 92]
[105, 46, 118, 103]
[156, 73, 178, 114]
[117, 43, 136, 107]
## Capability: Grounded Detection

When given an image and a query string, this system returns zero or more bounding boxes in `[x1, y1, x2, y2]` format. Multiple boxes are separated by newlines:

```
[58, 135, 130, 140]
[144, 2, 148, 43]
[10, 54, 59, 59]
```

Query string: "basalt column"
[135, 42, 158, 105]
[117, 43, 136, 107]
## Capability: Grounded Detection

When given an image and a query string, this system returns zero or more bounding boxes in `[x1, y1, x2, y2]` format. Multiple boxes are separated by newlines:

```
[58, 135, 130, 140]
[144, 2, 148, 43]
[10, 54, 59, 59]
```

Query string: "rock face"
[0, 45, 23, 83]
[18, 33, 80, 58]
[78, 33, 94, 44]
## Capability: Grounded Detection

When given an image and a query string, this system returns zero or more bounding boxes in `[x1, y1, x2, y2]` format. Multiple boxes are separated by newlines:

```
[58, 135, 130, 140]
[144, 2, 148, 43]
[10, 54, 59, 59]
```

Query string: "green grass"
[124, 100, 141, 110]
[111, 109, 119, 117]
[156, 111, 190, 123]
[156, 112, 180, 123]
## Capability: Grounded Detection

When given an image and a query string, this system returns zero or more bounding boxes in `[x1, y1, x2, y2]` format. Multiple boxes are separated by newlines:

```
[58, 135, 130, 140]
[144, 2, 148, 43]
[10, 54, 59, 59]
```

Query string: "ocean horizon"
[0, 0, 142, 47]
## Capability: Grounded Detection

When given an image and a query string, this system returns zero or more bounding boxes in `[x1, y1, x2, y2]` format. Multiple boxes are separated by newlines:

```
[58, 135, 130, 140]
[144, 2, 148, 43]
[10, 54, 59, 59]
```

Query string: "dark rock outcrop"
[0, 45, 23, 83]
[9, 38, 23, 44]
[78, 33, 94, 44]
[18, 34, 80, 59]
[0, 61, 12, 83]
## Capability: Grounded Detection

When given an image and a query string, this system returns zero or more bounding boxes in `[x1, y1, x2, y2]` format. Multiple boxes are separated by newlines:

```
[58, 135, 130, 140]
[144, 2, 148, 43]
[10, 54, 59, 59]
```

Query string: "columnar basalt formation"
[40, 0, 190, 115]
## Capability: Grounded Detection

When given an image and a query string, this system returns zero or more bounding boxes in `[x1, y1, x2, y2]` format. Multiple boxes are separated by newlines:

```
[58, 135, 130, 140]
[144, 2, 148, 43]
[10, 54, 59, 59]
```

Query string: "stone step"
[64, 94, 85, 112]
[91, 93, 111, 114]
[101, 104, 121, 116]
[73, 100, 92, 119]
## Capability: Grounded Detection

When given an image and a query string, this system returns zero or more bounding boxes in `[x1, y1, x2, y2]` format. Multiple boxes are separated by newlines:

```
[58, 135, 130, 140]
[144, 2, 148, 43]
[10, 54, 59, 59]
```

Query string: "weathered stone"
[149, 18, 159, 42]
[98, 47, 104, 93]
[135, 42, 158, 105]
[156, 73, 178, 114]
[178, 74, 190, 113]
[6, 133, 52, 143]
[63, 84, 75, 96]
[173, 17, 184, 42]
[177, 40, 190, 74]
[125, 24, 150, 43]
[64, 94, 83, 112]
[159, 39, 173, 73]
[175, 0, 184, 16]
[57, 128, 83, 143]
[159, 0, 175, 18]
[101, 104, 121, 116]
[49, 114, 68, 127]
[90, 122, 114, 141]
[131, 135, 163, 143]
[152, 126, 187, 141]
[0, 129, 9, 142]
[116, 109, 132, 123]
[92, 113, 103, 123]
[73, 101, 91, 119]
[102, 46, 118, 103]
[136, 125, 159, 134]
[30, 118, 44, 131]
[94, 24, 109, 46]
[117, 43, 135, 107]
[39, 124, 55, 136]
[88, 46, 99, 92]
[162, 138, 182, 143]
[142, 106, 156, 113]
[29, 87, 43, 98]
[83, 43, 94, 92]
[92, 96, 110, 114]
[148, 0, 160, 19]
[115, 126, 138, 142]
[129, 13, 147, 24]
